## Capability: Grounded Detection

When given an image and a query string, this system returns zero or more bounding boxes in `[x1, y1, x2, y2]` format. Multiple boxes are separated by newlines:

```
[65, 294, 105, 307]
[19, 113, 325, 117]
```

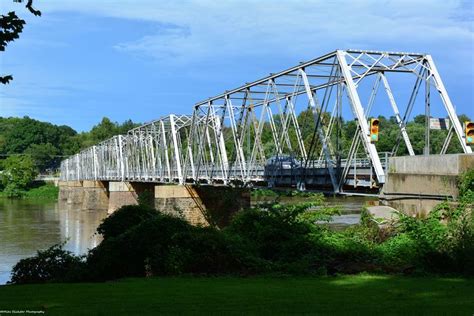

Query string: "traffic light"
[369, 118, 379, 142]
[465, 121, 474, 145]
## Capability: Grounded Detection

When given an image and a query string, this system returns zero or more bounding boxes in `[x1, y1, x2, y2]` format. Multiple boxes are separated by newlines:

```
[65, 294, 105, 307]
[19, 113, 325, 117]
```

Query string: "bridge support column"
[108, 182, 154, 214]
[82, 181, 109, 211]
[58, 181, 84, 205]
[58, 180, 109, 210]
[154, 185, 250, 227]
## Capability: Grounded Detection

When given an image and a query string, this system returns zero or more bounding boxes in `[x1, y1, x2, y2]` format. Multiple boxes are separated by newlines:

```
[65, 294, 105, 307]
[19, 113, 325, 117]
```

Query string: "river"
[0, 195, 374, 284]
[0, 200, 107, 285]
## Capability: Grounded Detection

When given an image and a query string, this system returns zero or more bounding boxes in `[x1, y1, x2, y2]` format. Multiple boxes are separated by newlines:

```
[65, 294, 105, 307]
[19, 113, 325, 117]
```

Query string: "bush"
[226, 205, 314, 263]
[10, 243, 85, 284]
[87, 213, 192, 280]
[458, 168, 474, 198]
[96, 204, 157, 240]
[149, 227, 250, 275]
[3, 183, 25, 198]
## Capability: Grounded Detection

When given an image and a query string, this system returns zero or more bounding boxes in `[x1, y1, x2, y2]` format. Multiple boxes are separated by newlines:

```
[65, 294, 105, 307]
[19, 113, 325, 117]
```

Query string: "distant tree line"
[0, 116, 140, 173]
[0, 113, 471, 175]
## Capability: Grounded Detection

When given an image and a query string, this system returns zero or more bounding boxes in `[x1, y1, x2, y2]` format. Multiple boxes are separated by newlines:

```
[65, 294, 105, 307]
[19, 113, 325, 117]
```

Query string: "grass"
[23, 183, 59, 200]
[1, 275, 473, 315]
[0, 182, 58, 201]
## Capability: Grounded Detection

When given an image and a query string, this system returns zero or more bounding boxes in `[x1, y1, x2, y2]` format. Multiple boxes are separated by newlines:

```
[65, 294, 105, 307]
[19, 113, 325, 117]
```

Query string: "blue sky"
[0, 0, 473, 132]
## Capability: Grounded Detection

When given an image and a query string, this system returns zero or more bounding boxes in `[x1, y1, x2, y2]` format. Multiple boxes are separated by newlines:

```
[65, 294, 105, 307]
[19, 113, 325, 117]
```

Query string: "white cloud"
[23, 0, 471, 66]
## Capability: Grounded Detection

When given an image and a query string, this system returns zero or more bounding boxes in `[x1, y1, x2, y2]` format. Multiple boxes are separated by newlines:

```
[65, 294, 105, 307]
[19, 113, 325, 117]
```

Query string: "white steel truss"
[60, 49, 472, 193]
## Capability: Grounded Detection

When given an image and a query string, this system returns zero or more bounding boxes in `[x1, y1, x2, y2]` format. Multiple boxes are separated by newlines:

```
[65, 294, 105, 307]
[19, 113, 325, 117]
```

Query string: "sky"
[0, 0, 473, 132]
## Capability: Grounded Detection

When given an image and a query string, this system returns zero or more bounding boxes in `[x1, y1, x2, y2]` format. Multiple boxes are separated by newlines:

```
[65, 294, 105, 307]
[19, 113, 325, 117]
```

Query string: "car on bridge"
[264, 155, 301, 180]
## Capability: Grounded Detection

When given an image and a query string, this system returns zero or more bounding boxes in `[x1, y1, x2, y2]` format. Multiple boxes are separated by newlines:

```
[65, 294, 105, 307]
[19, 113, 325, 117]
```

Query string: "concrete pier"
[155, 185, 250, 227]
[82, 181, 109, 211]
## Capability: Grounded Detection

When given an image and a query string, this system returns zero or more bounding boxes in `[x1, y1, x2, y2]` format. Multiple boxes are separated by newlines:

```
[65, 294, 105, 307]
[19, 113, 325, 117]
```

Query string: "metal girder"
[336, 50, 385, 184]
[60, 49, 469, 194]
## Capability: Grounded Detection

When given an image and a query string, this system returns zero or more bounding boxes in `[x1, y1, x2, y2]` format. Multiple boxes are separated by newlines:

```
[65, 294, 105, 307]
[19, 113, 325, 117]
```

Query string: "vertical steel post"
[170, 115, 183, 183]
[425, 70, 431, 155]
[160, 120, 171, 181]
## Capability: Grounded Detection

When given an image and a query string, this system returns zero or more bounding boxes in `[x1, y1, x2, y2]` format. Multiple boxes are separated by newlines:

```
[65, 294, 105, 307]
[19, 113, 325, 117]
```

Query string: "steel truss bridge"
[60, 50, 472, 194]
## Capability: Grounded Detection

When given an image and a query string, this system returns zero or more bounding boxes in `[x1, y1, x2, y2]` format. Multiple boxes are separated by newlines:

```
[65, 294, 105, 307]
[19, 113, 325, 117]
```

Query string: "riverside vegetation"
[8, 169, 474, 284]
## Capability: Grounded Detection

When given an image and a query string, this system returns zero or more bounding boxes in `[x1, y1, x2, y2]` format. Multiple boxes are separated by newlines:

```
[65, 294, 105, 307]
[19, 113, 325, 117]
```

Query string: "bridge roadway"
[62, 154, 389, 194]
[60, 49, 472, 196]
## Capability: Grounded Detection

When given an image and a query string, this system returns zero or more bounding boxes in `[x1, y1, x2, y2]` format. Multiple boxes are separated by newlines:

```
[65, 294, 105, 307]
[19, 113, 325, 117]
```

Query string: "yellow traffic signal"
[465, 121, 474, 145]
[370, 118, 379, 142]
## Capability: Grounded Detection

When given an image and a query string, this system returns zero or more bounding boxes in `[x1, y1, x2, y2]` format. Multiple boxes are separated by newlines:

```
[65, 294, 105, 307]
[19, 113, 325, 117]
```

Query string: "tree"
[1, 154, 37, 197]
[25, 143, 59, 172]
[1, 0, 41, 84]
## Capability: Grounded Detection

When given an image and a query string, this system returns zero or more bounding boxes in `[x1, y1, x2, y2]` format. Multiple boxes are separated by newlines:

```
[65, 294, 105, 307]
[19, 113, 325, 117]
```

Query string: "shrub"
[87, 213, 192, 280]
[458, 168, 474, 198]
[226, 205, 314, 263]
[149, 227, 250, 275]
[96, 204, 157, 240]
[377, 233, 418, 267]
[10, 243, 85, 284]
[3, 183, 25, 198]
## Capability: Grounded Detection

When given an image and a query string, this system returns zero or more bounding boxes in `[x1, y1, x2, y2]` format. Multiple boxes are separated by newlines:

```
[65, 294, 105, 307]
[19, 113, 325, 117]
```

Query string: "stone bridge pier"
[58, 181, 250, 227]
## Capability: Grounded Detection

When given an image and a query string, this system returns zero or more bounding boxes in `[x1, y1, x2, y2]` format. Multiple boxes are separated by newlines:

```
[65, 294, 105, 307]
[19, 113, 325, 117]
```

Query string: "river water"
[0, 200, 107, 284]
[0, 196, 374, 284]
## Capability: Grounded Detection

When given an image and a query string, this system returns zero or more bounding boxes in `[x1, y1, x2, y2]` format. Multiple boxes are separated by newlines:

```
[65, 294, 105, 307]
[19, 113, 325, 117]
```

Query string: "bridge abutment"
[381, 154, 474, 216]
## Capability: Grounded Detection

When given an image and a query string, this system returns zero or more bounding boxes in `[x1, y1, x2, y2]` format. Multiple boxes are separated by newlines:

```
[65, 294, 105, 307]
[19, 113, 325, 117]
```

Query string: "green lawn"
[1, 275, 473, 315]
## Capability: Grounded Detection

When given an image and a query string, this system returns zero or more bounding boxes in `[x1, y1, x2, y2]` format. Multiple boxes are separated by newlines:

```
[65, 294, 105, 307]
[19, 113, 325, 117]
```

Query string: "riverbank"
[1, 275, 473, 315]
[0, 183, 58, 201]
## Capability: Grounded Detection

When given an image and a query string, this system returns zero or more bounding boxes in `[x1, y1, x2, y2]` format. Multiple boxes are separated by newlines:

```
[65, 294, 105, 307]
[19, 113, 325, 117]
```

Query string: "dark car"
[264, 155, 301, 178]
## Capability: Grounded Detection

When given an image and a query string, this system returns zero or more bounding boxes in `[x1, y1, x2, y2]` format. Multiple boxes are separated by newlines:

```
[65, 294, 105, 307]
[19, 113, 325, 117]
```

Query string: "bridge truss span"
[60, 49, 472, 194]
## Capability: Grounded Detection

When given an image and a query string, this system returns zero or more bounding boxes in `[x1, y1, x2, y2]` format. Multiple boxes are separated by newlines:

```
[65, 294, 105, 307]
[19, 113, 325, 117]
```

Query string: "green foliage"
[96, 204, 157, 240]
[3, 183, 25, 198]
[458, 168, 474, 199]
[137, 190, 155, 209]
[25, 143, 59, 171]
[0, 116, 140, 173]
[88, 212, 193, 280]
[0, 182, 58, 200]
[1, 155, 37, 195]
[10, 242, 86, 284]
[24, 182, 59, 200]
[10, 177, 474, 284]
[251, 188, 278, 198]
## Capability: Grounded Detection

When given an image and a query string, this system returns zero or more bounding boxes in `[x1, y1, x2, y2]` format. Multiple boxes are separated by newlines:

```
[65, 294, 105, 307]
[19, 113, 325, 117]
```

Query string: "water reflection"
[0, 200, 107, 284]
